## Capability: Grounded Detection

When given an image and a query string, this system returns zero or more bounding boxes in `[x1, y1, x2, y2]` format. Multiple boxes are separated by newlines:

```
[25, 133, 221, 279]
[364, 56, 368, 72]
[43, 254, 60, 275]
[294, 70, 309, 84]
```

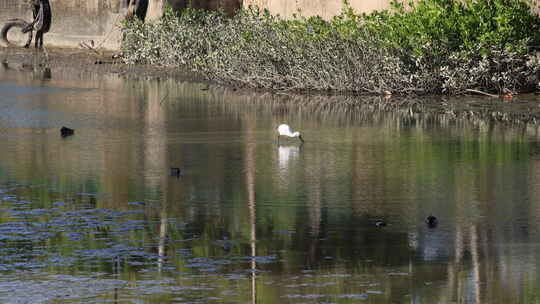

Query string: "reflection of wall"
[4, 66, 540, 302]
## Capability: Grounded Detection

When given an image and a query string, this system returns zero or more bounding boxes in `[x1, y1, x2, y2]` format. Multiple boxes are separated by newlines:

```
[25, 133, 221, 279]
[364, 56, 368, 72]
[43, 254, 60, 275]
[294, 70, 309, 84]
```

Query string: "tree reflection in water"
[0, 67, 540, 303]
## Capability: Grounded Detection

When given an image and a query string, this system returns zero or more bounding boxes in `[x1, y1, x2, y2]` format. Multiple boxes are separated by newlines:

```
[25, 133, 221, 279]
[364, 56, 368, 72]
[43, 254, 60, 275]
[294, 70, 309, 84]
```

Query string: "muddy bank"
[0, 47, 204, 82]
[2, 46, 540, 126]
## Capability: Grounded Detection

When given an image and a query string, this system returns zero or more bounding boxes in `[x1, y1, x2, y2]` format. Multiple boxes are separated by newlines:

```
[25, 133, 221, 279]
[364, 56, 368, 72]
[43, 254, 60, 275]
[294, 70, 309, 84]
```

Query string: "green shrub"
[120, 0, 540, 95]
[362, 0, 540, 57]
[120, 7, 229, 67]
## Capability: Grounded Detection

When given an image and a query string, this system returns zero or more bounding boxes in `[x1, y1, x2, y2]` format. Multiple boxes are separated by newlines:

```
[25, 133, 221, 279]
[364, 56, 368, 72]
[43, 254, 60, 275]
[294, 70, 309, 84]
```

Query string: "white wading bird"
[277, 124, 304, 143]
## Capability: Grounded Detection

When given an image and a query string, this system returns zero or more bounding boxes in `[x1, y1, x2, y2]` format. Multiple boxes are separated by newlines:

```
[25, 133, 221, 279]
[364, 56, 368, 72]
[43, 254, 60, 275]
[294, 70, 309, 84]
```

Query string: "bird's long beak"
[299, 134, 304, 143]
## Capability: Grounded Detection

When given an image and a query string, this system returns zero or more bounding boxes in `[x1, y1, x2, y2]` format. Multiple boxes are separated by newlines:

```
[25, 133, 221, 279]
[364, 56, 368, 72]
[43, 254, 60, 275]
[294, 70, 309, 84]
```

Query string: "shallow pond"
[1, 62, 540, 303]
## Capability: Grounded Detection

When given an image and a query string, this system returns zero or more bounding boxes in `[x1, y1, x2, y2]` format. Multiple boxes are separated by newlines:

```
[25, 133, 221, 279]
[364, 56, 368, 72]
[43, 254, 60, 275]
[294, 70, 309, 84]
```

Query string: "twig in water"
[465, 89, 499, 98]
[79, 41, 100, 55]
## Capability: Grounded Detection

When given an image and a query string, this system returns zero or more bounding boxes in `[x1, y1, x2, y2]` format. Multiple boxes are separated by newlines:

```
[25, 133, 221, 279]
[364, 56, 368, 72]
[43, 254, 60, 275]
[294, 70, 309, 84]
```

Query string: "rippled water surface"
[1, 63, 540, 303]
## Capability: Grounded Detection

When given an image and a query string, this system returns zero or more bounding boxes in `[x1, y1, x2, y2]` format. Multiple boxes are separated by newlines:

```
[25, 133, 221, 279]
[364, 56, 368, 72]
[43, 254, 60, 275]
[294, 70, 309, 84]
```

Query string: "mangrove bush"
[120, 0, 540, 95]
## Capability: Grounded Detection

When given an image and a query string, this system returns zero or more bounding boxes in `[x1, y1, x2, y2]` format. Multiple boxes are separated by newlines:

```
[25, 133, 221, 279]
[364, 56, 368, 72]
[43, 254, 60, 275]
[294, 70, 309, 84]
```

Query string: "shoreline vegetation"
[119, 0, 540, 96]
[2, 47, 540, 125]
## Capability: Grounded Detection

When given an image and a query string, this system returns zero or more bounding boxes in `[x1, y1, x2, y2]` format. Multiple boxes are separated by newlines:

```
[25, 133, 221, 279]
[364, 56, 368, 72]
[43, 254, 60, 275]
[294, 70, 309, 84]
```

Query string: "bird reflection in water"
[278, 145, 300, 172]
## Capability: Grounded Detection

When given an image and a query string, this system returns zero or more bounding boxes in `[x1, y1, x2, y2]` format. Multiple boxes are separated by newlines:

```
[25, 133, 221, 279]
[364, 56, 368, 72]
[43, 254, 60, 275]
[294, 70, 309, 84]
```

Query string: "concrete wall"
[0, 0, 242, 50]
[2, 0, 536, 51]
[0, 0, 397, 51]
[245, 0, 540, 19]
[0, 0, 128, 50]
[166, 0, 241, 14]
[244, 0, 393, 19]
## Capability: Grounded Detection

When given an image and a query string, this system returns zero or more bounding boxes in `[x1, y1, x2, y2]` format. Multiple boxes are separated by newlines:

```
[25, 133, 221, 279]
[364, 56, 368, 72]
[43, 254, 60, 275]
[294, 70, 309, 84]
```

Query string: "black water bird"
[220, 232, 232, 252]
[426, 215, 438, 228]
[60, 126, 74, 137]
[170, 167, 181, 178]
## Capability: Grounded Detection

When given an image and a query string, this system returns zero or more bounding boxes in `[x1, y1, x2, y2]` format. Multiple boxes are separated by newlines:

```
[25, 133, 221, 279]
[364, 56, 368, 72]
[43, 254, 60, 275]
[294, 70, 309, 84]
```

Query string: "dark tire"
[1, 20, 32, 48]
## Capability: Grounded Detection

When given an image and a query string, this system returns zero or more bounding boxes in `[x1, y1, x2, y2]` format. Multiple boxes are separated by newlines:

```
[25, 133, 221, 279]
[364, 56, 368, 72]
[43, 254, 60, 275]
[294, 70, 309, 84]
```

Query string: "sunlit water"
[1, 62, 540, 304]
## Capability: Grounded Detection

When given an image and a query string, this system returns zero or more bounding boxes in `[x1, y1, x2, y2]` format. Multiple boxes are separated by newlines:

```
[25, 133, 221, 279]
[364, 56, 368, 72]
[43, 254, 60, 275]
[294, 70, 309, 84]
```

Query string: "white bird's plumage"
[277, 124, 304, 142]
[277, 124, 299, 137]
